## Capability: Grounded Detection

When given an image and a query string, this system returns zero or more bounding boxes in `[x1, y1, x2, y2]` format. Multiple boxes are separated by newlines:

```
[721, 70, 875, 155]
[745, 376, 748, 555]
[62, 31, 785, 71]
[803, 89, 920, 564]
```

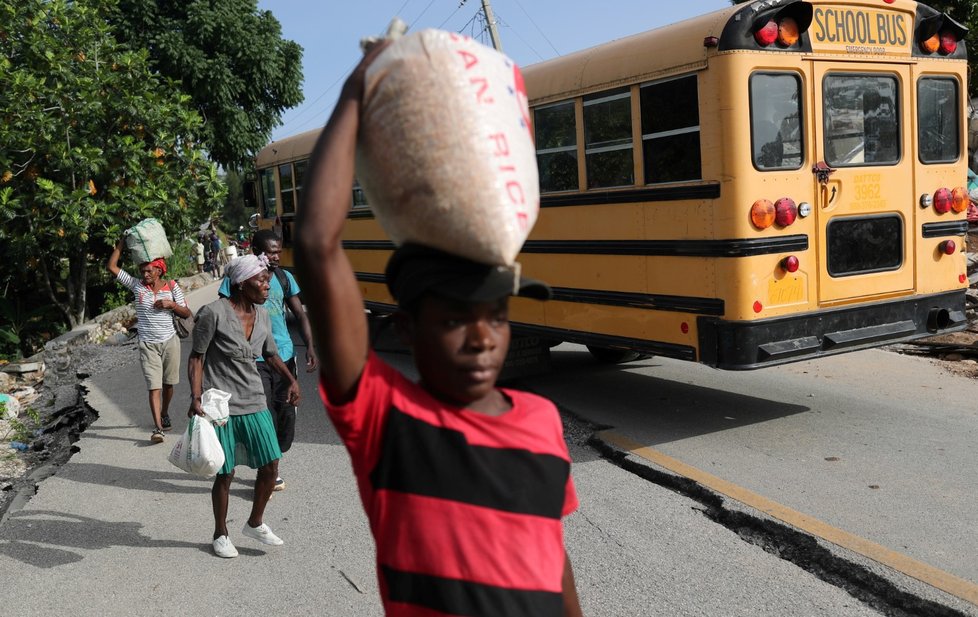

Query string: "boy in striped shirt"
[295, 44, 583, 617]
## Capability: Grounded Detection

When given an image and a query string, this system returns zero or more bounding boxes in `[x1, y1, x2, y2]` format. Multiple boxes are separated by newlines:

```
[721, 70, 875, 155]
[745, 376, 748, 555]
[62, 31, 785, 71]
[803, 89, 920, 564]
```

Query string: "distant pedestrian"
[107, 238, 193, 443]
[188, 254, 300, 558]
[194, 236, 206, 274]
[219, 229, 318, 491]
[209, 232, 223, 278]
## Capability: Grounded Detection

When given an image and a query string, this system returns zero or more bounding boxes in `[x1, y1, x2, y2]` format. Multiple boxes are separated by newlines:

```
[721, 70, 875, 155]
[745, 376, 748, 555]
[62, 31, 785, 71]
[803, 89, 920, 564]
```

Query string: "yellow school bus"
[250, 0, 970, 369]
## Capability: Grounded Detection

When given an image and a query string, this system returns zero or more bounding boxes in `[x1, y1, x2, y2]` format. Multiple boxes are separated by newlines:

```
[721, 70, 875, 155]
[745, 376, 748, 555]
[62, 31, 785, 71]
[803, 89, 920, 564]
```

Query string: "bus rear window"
[823, 74, 900, 167]
[535, 101, 578, 192]
[584, 88, 633, 188]
[827, 215, 903, 276]
[750, 73, 803, 171]
[917, 77, 959, 164]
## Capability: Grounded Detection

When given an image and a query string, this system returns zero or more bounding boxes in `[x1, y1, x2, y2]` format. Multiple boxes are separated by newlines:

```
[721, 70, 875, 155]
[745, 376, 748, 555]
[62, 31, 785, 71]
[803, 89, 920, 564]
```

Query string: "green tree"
[0, 0, 226, 329]
[109, 0, 304, 170]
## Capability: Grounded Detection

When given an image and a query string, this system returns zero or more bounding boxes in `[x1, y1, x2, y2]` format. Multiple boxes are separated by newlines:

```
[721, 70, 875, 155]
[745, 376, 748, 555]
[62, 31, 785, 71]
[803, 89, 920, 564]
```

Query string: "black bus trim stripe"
[363, 301, 699, 362]
[344, 185, 723, 221]
[382, 565, 562, 617]
[356, 275, 723, 315]
[539, 184, 720, 208]
[369, 407, 570, 518]
[921, 220, 969, 238]
[344, 236, 808, 258]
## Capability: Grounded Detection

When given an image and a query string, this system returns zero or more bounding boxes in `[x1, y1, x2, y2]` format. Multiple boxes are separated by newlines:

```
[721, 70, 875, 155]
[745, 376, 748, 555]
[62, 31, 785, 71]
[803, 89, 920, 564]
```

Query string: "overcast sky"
[256, 0, 732, 141]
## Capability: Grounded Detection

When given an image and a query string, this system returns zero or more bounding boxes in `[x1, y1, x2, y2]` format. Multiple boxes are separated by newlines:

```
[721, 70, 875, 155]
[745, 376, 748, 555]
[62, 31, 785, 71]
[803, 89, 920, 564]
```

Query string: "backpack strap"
[272, 267, 289, 295]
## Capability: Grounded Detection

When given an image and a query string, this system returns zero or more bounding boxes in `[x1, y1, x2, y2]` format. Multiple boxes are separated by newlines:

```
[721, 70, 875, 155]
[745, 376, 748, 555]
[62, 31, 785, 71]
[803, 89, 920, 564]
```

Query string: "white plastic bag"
[201, 388, 231, 427]
[125, 218, 173, 263]
[356, 29, 539, 266]
[168, 416, 225, 477]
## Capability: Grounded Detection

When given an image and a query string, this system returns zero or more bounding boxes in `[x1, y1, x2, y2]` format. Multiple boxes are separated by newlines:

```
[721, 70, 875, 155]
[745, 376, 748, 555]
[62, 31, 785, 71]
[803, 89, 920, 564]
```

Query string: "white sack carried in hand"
[356, 30, 539, 266]
[125, 218, 173, 263]
[168, 416, 225, 477]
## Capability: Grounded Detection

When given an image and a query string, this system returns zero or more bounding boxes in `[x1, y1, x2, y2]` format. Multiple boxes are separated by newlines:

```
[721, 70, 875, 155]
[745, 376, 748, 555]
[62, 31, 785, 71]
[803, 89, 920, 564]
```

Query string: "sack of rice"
[125, 218, 173, 264]
[356, 30, 539, 266]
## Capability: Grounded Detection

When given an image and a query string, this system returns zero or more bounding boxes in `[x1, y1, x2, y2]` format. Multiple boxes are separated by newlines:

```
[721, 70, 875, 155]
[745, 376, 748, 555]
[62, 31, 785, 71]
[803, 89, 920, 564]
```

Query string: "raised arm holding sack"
[107, 236, 193, 443]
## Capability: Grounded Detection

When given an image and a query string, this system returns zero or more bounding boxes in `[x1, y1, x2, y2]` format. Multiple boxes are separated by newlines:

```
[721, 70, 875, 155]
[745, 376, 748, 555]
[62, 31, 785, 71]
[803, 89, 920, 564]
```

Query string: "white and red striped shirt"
[116, 270, 186, 343]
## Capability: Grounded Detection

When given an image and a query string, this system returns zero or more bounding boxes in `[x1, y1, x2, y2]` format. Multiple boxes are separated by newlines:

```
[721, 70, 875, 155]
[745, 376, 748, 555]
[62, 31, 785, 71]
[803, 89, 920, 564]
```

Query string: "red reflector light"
[681, 322, 689, 334]
[774, 198, 797, 226]
[960, 274, 967, 284]
[753, 301, 763, 314]
[940, 240, 956, 255]
[939, 31, 957, 55]
[778, 17, 800, 47]
[754, 20, 778, 46]
[951, 187, 968, 213]
[781, 255, 800, 273]
[933, 188, 952, 214]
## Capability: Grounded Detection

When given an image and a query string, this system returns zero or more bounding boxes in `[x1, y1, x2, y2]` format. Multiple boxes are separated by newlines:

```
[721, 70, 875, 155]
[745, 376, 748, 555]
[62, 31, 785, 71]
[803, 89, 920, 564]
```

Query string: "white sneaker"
[241, 522, 283, 546]
[212, 535, 238, 558]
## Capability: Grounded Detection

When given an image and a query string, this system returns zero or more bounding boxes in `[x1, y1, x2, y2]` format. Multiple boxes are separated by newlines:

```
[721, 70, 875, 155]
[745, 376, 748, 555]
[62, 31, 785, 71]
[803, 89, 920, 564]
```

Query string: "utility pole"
[480, 0, 503, 51]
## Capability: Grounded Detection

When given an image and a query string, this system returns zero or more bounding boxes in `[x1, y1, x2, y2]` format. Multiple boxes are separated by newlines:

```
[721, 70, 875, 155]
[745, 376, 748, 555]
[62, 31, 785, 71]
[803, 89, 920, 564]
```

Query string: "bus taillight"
[774, 198, 797, 227]
[951, 187, 968, 213]
[939, 31, 958, 55]
[754, 20, 778, 46]
[780, 255, 800, 273]
[933, 188, 952, 214]
[750, 199, 775, 229]
[754, 17, 800, 48]
[777, 18, 800, 47]
[940, 240, 956, 255]
[920, 34, 940, 54]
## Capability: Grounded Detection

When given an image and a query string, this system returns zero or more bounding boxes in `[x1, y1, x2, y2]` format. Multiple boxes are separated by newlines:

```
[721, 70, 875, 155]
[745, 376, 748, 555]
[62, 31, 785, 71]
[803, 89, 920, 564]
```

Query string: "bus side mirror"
[243, 180, 258, 210]
[248, 212, 260, 230]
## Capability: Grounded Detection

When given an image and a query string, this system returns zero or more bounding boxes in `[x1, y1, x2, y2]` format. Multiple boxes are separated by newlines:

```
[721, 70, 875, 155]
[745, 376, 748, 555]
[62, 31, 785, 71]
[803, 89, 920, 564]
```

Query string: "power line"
[510, 0, 560, 57]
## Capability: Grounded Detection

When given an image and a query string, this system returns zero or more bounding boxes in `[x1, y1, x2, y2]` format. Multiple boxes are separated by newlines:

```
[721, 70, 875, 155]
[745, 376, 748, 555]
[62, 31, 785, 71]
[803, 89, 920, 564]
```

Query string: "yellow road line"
[598, 429, 978, 607]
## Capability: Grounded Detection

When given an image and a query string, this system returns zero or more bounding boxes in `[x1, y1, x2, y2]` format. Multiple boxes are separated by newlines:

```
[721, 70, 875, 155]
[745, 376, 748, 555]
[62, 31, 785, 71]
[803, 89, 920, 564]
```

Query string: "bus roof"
[255, 127, 321, 168]
[522, 6, 736, 106]
[521, 0, 964, 106]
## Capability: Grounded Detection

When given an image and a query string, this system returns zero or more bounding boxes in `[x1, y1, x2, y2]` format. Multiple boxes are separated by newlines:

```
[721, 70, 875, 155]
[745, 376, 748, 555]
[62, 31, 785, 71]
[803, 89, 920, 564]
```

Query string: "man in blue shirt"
[220, 229, 318, 490]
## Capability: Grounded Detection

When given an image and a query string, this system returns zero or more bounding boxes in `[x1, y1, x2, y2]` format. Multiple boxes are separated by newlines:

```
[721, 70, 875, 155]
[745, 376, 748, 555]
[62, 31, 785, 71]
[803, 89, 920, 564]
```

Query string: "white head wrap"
[226, 254, 269, 285]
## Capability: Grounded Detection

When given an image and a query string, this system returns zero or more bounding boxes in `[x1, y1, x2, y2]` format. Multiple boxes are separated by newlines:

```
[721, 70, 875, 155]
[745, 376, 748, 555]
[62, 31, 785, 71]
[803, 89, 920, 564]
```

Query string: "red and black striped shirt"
[320, 352, 578, 617]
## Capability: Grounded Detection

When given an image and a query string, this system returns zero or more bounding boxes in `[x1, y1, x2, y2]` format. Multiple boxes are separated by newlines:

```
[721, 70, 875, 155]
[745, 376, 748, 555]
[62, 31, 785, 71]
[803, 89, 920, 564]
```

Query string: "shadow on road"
[524, 346, 812, 447]
[0, 510, 263, 568]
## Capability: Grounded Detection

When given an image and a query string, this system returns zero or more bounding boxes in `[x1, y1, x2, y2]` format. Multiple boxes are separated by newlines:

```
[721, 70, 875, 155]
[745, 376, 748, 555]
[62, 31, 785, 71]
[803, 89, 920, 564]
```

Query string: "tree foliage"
[0, 0, 226, 332]
[109, 0, 304, 169]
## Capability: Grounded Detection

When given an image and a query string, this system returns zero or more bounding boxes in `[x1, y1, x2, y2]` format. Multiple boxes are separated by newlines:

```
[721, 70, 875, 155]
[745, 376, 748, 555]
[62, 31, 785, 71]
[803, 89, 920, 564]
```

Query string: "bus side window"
[279, 163, 296, 215]
[534, 101, 578, 192]
[352, 179, 368, 208]
[584, 88, 633, 189]
[259, 167, 277, 219]
[641, 75, 701, 183]
[750, 73, 803, 171]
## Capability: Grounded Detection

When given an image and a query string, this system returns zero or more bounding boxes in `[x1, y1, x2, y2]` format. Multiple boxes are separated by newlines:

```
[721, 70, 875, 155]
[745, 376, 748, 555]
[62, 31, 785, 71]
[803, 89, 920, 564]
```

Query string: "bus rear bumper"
[698, 290, 968, 370]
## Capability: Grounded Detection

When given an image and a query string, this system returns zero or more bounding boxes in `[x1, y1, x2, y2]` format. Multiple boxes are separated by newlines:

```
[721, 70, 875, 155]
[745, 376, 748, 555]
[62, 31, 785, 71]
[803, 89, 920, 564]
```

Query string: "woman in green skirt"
[187, 254, 301, 558]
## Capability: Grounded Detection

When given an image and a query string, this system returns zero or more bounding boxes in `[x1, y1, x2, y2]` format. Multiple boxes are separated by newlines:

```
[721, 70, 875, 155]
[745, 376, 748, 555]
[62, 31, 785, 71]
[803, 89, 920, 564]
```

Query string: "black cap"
[385, 243, 552, 308]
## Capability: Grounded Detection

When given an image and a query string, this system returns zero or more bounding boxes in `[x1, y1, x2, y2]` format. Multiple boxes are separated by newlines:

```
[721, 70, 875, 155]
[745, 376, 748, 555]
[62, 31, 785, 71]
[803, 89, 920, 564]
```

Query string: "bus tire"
[586, 345, 649, 364]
